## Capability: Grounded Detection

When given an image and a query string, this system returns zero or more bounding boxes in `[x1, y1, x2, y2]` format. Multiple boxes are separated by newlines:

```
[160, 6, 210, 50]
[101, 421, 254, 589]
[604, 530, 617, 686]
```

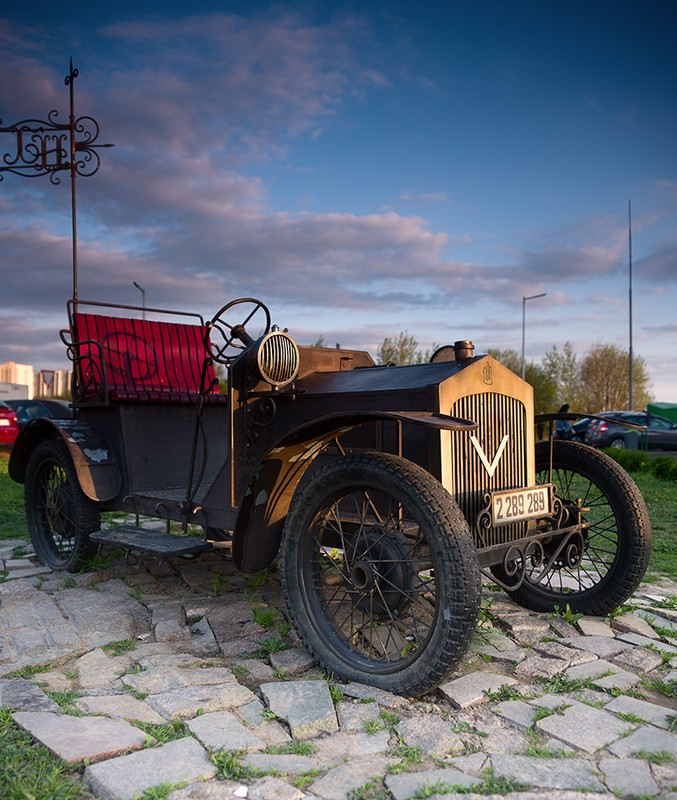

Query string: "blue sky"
[1, 1, 676, 403]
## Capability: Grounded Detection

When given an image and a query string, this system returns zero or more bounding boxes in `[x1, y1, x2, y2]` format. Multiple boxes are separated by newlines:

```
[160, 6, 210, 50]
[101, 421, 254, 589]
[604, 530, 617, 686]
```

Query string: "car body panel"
[5, 399, 73, 426]
[0, 400, 20, 446]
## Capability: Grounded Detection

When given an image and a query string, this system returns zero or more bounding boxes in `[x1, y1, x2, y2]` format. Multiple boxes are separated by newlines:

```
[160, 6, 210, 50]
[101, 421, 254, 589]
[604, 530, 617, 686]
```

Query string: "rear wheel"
[25, 439, 100, 572]
[281, 452, 481, 696]
[500, 440, 651, 615]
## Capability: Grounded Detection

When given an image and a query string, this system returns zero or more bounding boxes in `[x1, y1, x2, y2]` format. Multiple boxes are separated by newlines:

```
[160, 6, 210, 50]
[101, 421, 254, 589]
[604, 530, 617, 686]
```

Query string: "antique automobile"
[9, 297, 652, 696]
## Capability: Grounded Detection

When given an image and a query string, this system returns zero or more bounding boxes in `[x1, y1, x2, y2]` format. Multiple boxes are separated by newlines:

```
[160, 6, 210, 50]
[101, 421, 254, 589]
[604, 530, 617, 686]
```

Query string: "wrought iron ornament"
[0, 60, 112, 183]
[0, 60, 112, 303]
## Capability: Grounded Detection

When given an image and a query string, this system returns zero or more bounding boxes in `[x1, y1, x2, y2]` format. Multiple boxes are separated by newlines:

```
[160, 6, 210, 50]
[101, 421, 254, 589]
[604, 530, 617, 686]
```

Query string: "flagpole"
[628, 199, 633, 411]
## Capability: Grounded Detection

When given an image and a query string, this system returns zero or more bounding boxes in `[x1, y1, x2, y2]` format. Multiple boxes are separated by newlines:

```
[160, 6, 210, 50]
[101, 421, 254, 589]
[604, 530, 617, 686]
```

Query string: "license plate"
[492, 485, 551, 526]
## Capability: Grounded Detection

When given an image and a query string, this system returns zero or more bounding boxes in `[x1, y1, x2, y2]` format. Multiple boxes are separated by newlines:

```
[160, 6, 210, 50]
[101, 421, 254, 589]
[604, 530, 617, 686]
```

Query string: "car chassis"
[9, 296, 652, 696]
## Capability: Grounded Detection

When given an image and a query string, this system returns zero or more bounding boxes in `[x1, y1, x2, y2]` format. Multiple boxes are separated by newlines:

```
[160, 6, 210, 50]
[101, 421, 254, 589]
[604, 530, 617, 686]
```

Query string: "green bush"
[603, 448, 677, 483]
[603, 448, 653, 473]
[652, 456, 677, 483]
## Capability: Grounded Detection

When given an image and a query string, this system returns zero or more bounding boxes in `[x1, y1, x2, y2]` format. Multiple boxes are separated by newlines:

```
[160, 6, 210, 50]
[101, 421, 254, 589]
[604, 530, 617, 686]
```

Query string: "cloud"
[635, 243, 677, 283]
[95, 9, 389, 159]
[644, 322, 677, 336]
[0, 12, 657, 322]
[397, 190, 451, 204]
[1, 8, 675, 391]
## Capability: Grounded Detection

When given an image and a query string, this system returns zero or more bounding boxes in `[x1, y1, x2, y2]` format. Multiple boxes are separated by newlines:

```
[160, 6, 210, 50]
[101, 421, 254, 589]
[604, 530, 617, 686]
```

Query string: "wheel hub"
[346, 527, 414, 618]
[350, 560, 375, 591]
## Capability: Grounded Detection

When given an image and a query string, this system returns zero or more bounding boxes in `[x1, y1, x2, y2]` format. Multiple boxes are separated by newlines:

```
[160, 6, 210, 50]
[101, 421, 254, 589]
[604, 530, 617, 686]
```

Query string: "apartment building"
[0, 362, 71, 399]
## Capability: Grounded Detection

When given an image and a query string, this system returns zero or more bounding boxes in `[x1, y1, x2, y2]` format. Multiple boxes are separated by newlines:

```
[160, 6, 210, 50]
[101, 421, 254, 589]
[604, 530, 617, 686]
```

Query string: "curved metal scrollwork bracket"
[246, 397, 278, 444]
[482, 525, 588, 592]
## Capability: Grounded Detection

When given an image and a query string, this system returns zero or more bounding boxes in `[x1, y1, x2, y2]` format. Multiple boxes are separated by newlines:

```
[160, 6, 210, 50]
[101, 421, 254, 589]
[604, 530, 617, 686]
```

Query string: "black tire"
[281, 452, 481, 697]
[501, 440, 651, 615]
[609, 436, 626, 449]
[25, 438, 100, 572]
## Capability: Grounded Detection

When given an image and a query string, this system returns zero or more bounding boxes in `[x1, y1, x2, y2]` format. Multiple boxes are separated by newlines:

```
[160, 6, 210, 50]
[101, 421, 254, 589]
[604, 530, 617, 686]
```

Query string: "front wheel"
[25, 438, 100, 572]
[500, 440, 651, 615]
[281, 452, 481, 697]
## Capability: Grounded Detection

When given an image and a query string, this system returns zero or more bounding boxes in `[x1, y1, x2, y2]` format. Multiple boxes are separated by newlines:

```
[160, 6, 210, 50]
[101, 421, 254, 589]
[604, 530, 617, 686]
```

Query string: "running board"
[90, 525, 213, 557]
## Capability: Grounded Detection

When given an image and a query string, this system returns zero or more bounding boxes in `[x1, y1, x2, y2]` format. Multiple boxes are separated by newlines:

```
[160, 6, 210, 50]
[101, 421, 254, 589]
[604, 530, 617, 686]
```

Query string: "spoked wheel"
[281, 452, 481, 696]
[25, 439, 100, 572]
[499, 440, 651, 615]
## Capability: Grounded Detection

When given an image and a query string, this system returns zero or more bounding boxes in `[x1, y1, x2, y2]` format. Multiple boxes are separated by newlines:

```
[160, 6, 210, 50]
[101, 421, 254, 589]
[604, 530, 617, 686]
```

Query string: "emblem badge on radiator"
[483, 362, 493, 385]
[470, 434, 509, 478]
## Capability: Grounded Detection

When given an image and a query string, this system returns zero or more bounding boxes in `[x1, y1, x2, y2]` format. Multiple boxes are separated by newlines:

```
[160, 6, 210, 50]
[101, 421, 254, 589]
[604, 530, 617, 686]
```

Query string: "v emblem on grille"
[470, 434, 509, 478]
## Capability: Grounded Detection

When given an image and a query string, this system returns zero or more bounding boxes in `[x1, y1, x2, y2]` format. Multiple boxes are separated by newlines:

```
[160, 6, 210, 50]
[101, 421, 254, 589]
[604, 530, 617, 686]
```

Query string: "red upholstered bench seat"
[71, 312, 226, 404]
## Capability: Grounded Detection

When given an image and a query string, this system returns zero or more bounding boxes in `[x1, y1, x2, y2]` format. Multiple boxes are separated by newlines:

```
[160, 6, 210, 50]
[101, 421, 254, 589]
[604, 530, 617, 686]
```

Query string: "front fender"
[9, 418, 122, 502]
[233, 409, 476, 572]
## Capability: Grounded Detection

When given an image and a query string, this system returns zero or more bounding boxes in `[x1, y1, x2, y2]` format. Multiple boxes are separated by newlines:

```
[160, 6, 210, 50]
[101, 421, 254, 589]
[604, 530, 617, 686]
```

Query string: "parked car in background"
[587, 411, 677, 450]
[584, 411, 627, 445]
[569, 417, 591, 442]
[0, 400, 20, 448]
[5, 399, 73, 427]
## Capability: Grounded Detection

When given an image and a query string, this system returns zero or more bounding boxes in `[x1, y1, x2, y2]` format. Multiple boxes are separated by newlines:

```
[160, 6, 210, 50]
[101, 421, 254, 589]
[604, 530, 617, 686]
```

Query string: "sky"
[1, 0, 676, 404]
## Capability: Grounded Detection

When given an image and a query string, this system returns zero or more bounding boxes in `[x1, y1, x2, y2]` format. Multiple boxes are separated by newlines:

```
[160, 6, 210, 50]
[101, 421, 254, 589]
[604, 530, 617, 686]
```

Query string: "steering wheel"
[208, 298, 271, 365]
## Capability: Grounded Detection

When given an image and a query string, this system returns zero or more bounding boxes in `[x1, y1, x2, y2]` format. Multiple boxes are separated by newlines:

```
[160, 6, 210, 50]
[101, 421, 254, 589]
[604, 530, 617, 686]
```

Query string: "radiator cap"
[454, 340, 475, 363]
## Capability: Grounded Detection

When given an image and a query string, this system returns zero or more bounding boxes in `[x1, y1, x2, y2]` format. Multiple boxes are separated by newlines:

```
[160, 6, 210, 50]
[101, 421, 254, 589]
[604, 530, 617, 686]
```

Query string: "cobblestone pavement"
[1, 535, 676, 800]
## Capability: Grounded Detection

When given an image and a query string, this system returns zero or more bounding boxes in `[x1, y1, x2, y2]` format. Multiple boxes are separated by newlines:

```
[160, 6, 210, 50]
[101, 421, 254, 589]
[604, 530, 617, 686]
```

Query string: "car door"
[647, 415, 677, 450]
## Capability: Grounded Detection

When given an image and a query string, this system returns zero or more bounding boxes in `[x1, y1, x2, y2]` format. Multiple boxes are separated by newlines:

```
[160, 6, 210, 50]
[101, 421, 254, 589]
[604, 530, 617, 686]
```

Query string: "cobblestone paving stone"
[1, 538, 677, 800]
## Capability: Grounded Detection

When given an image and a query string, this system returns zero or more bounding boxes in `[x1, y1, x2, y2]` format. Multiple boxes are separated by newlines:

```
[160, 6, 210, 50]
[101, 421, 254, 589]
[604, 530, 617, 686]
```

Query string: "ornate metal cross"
[0, 60, 112, 305]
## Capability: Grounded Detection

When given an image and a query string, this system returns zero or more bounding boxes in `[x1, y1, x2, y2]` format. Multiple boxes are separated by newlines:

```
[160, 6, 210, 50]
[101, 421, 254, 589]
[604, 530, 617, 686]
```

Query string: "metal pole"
[66, 58, 79, 309]
[133, 281, 146, 320]
[628, 199, 633, 410]
[521, 292, 547, 379]
[521, 297, 526, 379]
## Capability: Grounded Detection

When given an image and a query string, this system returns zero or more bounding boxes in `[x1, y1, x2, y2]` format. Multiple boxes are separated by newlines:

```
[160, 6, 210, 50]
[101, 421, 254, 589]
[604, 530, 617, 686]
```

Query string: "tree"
[377, 332, 429, 365]
[488, 349, 557, 411]
[525, 363, 558, 414]
[579, 343, 653, 412]
[487, 348, 521, 375]
[542, 342, 581, 409]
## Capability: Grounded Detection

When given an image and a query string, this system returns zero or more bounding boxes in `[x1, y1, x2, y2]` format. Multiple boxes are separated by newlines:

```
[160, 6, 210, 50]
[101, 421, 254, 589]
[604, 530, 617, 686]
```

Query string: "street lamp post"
[133, 281, 146, 320]
[521, 292, 547, 379]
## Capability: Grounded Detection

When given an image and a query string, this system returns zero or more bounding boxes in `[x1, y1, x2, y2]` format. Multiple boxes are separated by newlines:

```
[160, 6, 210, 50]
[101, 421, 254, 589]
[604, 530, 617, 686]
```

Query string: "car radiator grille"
[449, 392, 528, 549]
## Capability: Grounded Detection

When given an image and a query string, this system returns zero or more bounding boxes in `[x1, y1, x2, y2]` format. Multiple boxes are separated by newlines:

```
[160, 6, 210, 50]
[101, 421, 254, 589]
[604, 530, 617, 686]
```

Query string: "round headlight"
[248, 329, 299, 388]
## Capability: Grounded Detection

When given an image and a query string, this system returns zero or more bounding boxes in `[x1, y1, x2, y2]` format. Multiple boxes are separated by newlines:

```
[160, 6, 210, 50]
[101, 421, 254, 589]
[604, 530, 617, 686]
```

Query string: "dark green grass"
[630, 471, 677, 577]
[0, 452, 28, 541]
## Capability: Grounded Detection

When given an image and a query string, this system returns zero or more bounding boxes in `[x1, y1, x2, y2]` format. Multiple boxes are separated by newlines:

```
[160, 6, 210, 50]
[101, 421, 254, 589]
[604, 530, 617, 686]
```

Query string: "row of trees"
[375, 333, 652, 413]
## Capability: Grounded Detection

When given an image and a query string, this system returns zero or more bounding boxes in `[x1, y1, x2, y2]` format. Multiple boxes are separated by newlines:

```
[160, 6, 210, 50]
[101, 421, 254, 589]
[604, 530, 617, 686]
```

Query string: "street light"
[133, 281, 146, 320]
[521, 292, 547, 379]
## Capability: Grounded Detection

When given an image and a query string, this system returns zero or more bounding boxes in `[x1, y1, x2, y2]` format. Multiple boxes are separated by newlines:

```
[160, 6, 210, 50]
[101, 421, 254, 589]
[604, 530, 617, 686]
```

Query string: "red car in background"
[0, 400, 20, 448]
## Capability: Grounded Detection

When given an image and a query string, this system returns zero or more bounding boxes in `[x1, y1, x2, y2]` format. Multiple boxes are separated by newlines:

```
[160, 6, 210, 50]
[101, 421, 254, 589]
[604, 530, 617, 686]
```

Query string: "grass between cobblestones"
[0, 708, 86, 800]
[1, 448, 676, 800]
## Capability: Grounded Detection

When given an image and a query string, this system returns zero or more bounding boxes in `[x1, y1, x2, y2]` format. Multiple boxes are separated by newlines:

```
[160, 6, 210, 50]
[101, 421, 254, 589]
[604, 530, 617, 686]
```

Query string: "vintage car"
[9, 297, 652, 696]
